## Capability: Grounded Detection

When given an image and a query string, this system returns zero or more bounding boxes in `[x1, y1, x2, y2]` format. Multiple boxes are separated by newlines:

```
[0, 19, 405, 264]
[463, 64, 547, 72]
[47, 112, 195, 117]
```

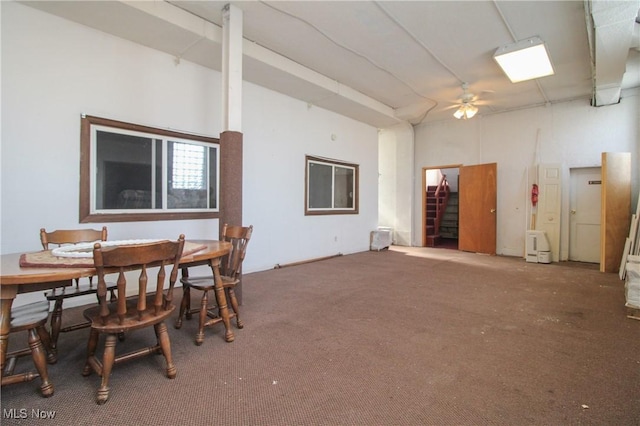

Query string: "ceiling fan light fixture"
[465, 104, 478, 118]
[494, 37, 554, 83]
[454, 103, 478, 120]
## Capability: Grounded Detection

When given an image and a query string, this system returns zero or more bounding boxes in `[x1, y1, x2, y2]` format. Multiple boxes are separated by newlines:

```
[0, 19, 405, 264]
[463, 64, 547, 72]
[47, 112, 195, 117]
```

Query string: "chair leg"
[227, 287, 244, 329]
[184, 286, 192, 320]
[96, 334, 116, 405]
[213, 285, 234, 343]
[35, 325, 57, 364]
[82, 329, 99, 377]
[49, 299, 63, 354]
[155, 322, 176, 379]
[175, 286, 190, 329]
[196, 290, 208, 346]
[27, 328, 54, 397]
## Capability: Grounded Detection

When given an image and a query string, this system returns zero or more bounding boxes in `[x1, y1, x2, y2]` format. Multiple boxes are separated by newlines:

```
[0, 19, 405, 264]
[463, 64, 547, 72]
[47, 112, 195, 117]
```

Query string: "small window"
[305, 155, 359, 215]
[80, 115, 219, 223]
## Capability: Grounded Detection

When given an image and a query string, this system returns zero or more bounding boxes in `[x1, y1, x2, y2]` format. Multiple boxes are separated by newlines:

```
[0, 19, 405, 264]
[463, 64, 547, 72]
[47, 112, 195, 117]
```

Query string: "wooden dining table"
[0, 239, 232, 396]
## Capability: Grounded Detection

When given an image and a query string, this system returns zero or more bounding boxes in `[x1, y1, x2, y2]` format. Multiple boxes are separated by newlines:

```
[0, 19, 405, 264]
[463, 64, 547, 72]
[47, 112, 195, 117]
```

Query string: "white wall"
[378, 122, 414, 245]
[1, 3, 378, 279]
[242, 84, 379, 270]
[411, 93, 640, 258]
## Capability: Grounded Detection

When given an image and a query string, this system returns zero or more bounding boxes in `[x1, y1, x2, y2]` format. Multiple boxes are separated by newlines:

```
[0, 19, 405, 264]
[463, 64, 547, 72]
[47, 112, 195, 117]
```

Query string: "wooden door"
[458, 163, 497, 254]
[601, 152, 631, 272]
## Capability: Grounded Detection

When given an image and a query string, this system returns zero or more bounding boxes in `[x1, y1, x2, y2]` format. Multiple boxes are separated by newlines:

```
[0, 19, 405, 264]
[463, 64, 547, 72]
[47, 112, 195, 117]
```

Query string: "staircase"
[439, 192, 459, 239]
[425, 176, 450, 247]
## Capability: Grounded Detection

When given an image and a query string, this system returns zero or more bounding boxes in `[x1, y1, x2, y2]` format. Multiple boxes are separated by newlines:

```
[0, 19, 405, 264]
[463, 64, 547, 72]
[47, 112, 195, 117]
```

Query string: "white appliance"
[526, 230, 551, 263]
[370, 228, 393, 251]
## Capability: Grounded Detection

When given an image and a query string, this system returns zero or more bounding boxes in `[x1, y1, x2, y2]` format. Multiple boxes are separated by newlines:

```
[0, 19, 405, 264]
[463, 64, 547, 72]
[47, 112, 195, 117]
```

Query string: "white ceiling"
[21, 1, 640, 127]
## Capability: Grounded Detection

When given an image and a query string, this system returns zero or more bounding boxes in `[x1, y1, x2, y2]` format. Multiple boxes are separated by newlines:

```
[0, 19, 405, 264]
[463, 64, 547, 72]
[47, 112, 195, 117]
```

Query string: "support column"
[220, 4, 245, 302]
[220, 3, 243, 231]
[220, 131, 243, 229]
[221, 3, 243, 133]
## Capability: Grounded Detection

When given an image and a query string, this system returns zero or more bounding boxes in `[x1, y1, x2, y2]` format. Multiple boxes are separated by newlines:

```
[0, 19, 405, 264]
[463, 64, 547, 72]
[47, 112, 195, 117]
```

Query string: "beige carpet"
[2, 246, 639, 425]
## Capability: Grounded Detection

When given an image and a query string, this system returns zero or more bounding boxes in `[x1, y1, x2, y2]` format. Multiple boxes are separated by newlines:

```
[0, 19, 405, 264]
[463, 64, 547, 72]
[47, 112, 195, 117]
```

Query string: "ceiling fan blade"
[443, 104, 461, 111]
[443, 82, 494, 113]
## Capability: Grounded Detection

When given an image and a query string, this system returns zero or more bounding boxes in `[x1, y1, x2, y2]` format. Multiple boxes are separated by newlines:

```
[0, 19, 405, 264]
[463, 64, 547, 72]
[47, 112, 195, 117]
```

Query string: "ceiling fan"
[447, 83, 488, 120]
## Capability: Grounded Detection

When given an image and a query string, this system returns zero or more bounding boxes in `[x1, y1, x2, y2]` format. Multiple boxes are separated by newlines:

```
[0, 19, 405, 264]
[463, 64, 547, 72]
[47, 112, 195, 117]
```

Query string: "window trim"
[305, 155, 359, 216]
[80, 115, 220, 223]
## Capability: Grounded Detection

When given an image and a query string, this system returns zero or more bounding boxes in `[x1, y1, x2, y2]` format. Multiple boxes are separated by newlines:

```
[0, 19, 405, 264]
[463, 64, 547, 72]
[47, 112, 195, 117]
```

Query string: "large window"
[305, 155, 359, 215]
[80, 115, 219, 222]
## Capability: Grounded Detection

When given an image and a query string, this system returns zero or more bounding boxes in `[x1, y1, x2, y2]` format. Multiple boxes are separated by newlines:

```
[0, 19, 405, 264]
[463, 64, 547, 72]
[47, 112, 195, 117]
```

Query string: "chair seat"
[10, 301, 50, 331]
[4, 300, 55, 397]
[45, 282, 118, 300]
[83, 295, 175, 334]
[181, 275, 238, 290]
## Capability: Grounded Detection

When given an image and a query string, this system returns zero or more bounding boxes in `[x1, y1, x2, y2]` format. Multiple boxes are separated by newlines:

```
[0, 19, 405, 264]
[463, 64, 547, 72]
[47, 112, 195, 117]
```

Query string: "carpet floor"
[2, 246, 639, 425]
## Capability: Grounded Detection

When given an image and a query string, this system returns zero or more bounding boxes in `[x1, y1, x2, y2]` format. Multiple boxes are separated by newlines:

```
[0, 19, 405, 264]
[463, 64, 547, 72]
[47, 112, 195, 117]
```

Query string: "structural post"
[221, 3, 243, 133]
[220, 3, 245, 302]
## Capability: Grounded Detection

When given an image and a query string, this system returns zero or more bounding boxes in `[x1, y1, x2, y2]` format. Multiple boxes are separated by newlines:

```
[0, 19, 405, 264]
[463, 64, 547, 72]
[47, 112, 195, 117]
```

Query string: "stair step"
[425, 190, 459, 245]
[426, 234, 441, 247]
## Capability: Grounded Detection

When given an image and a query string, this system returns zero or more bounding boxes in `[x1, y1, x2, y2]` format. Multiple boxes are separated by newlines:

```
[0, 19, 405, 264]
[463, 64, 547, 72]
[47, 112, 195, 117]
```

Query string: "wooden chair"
[81, 235, 185, 404]
[2, 300, 57, 397]
[175, 224, 253, 345]
[40, 227, 117, 353]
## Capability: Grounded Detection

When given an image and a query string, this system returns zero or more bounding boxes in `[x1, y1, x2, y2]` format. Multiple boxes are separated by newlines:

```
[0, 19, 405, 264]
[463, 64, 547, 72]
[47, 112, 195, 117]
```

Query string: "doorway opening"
[423, 166, 460, 249]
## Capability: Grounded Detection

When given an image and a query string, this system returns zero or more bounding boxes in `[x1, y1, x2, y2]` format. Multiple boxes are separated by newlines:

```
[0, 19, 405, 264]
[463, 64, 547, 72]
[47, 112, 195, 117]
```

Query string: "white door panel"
[537, 164, 562, 262]
[569, 167, 601, 263]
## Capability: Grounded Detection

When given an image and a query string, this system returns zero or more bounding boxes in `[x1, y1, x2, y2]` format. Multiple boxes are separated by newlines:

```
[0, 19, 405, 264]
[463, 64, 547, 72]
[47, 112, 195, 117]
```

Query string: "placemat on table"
[19, 241, 207, 268]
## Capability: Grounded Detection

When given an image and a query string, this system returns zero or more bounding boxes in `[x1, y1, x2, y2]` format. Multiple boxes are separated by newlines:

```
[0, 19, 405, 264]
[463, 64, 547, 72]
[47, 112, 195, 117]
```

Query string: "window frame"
[305, 155, 359, 216]
[80, 115, 220, 223]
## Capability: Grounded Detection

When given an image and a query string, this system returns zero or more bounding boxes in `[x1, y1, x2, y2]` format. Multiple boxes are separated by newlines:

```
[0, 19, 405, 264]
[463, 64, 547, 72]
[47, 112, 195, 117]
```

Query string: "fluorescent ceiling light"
[494, 37, 554, 83]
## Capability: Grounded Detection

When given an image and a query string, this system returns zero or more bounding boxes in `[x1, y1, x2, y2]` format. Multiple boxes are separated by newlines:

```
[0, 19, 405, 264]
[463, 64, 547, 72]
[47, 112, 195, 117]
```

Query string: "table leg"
[209, 259, 234, 343]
